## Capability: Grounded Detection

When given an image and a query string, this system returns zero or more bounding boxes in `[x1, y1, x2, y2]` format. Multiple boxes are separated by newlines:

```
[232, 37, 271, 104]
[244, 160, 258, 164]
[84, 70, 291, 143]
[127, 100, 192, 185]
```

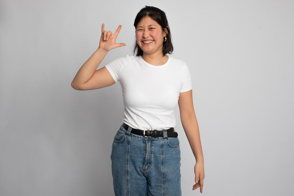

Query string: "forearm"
[71, 48, 108, 88]
[181, 113, 204, 163]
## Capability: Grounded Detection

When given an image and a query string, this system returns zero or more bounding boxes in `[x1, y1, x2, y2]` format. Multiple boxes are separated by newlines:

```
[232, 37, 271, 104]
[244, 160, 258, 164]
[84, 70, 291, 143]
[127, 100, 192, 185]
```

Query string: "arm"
[71, 48, 108, 90]
[178, 90, 204, 162]
[178, 89, 205, 193]
[71, 24, 126, 90]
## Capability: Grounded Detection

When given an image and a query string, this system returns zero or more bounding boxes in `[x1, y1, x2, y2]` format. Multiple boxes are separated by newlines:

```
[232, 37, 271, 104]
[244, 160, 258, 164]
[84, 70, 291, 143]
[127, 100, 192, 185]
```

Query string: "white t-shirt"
[105, 54, 192, 130]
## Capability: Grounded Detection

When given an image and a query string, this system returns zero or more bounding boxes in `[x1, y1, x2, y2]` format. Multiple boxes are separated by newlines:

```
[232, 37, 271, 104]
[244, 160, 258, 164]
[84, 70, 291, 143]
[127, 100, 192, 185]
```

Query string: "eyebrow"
[136, 25, 156, 28]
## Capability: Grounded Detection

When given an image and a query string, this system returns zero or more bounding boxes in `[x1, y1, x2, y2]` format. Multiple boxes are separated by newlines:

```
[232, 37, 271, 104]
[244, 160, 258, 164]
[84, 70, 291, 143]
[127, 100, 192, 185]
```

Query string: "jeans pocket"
[167, 137, 180, 148]
[113, 129, 126, 143]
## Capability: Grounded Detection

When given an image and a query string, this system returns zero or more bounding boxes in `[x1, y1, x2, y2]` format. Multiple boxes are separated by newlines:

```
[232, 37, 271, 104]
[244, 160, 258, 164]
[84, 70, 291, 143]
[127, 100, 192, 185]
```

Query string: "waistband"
[122, 123, 178, 138]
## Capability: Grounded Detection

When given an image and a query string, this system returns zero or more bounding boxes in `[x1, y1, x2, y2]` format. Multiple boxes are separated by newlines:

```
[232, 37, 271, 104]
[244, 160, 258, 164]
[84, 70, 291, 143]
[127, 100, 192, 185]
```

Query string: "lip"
[142, 40, 154, 44]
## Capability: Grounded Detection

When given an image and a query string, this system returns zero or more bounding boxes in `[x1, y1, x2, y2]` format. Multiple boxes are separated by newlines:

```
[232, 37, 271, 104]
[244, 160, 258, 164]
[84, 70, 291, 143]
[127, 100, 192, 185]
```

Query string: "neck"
[142, 51, 167, 66]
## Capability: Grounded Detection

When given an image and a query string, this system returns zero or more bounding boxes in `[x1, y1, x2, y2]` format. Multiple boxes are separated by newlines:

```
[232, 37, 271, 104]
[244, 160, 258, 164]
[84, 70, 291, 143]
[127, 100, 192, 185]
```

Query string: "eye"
[136, 29, 143, 31]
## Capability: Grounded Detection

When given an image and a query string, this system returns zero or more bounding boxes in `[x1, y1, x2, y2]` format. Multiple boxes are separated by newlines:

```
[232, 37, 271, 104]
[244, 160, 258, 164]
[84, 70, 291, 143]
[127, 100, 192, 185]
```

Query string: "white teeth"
[143, 41, 153, 43]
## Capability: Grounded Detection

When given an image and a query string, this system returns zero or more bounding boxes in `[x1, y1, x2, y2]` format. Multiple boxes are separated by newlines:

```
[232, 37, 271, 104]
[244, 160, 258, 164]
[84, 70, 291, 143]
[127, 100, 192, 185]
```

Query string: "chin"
[142, 50, 153, 54]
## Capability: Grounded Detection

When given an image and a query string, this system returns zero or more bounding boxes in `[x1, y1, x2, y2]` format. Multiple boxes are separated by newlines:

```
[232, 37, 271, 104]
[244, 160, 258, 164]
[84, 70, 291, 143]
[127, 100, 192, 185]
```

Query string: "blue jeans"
[110, 124, 181, 196]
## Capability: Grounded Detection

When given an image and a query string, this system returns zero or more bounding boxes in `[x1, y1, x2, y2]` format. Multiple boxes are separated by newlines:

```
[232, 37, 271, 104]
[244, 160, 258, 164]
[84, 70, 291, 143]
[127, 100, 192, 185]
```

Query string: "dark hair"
[133, 6, 173, 56]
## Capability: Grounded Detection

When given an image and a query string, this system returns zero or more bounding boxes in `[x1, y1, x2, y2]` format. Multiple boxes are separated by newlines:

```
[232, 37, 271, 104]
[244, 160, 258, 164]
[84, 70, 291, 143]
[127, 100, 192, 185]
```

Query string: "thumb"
[116, 43, 126, 47]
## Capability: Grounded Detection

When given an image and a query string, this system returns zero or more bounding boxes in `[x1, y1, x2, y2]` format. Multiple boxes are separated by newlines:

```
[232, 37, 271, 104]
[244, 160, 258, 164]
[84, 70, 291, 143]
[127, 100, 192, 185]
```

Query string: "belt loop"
[126, 126, 132, 135]
[163, 130, 168, 138]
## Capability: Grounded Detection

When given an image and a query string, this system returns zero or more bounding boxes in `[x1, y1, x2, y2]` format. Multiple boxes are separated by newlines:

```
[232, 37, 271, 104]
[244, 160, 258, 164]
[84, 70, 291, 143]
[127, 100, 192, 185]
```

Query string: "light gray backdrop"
[1, 0, 293, 195]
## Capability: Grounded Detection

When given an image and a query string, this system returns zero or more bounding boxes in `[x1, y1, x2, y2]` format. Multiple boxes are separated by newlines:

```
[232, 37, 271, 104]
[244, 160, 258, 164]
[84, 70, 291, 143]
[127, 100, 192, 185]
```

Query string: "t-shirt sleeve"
[104, 55, 127, 83]
[180, 63, 193, 92]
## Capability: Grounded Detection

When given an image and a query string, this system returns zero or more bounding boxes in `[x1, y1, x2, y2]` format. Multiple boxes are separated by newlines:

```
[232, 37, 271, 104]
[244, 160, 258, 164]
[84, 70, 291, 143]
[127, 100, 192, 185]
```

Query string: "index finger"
[113, 25, 122, 37]
[200, 178, 204, 193]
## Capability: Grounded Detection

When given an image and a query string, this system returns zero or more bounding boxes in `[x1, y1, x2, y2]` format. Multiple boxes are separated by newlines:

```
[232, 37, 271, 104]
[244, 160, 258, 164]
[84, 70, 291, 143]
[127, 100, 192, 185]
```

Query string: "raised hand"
[98, 23, 126, 52]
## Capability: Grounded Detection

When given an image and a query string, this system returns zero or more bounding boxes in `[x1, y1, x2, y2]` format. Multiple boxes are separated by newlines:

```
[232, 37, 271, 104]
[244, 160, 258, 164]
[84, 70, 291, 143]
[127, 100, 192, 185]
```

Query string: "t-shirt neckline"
[139, 55, 170, 68]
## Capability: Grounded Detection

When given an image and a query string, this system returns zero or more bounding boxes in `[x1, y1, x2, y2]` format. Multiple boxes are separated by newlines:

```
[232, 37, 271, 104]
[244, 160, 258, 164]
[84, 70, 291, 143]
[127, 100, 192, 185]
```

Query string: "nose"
[142, 29, 149, 38]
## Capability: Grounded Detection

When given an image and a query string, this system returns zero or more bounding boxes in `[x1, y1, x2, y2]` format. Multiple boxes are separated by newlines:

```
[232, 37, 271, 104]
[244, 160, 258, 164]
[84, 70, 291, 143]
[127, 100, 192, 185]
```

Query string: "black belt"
[123, 123, 178, 138]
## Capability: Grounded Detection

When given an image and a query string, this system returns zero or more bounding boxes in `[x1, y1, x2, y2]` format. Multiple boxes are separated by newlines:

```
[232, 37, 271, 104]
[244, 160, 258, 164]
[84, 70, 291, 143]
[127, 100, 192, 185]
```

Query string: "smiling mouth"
[142, 40, 154, 44]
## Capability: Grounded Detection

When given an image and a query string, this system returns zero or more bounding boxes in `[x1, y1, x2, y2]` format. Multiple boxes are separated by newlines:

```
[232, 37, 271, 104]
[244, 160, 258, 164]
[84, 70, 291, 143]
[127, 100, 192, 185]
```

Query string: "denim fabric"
[110, 124, 181, 196]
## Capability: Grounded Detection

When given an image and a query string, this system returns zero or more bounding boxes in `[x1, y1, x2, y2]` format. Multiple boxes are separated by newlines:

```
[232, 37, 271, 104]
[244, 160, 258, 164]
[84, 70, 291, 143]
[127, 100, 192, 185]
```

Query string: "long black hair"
[133, 6, 174, 56]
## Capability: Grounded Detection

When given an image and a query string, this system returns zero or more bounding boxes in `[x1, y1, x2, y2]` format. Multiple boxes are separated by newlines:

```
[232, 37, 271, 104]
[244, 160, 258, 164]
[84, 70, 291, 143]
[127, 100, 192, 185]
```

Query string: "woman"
[71, 5, 204, 196]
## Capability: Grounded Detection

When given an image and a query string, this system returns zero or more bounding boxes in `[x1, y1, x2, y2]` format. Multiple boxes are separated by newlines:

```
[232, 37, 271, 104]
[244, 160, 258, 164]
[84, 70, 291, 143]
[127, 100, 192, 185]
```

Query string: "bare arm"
[178, 90, 204, 162]
[71, 48, 108, 89]
[71, 24, 126, 90]
[178, 89, 205, 193]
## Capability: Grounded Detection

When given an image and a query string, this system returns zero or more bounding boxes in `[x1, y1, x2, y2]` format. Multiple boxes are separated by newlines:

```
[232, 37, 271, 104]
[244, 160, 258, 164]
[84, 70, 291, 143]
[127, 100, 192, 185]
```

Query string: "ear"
[163, 26, 169, 36]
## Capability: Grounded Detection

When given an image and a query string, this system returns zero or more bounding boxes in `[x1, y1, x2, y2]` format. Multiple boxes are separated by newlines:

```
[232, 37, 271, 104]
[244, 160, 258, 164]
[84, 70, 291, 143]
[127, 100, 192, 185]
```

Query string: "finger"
[101, 31, 105, 40]
[195, 173, 199, 184]
[106, 31, 112, 40]
[113, 25, 122, 37]
[116, 43, 126, 47]
[200, 177, 204, 193]
[193, 183, 199, 187]
[200, 181, 203, 193]
[112, 43, 126, 49]
[104, 31, 107, 41]
[101, 23, 105, 34]
[192, 184, 200, 190]
[200, 182, 203, 193]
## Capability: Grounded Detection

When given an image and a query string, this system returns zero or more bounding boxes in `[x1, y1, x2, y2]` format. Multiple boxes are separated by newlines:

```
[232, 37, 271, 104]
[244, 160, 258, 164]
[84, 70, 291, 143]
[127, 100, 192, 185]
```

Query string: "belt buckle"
[143, 129, 151, 138]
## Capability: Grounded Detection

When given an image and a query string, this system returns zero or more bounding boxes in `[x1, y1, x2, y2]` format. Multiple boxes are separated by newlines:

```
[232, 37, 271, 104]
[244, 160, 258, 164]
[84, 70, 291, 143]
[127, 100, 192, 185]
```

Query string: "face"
[135, 16, 167, 55]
